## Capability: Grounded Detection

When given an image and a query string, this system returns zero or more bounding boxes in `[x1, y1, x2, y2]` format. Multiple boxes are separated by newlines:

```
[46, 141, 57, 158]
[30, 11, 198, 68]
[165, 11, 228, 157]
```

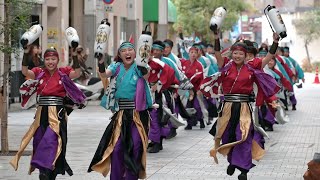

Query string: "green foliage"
[0, 0, 36, 55]
[312, 61, 320, 71]
[171, 0, 249, 42]
[294, 10, 320, 45]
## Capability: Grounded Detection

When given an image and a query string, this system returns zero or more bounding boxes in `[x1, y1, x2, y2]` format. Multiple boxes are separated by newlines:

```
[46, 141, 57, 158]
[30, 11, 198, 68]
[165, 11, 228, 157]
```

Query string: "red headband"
[44, 51, 59, 59]
[231, 45, 247, 53]
[189, 46, 199, 52]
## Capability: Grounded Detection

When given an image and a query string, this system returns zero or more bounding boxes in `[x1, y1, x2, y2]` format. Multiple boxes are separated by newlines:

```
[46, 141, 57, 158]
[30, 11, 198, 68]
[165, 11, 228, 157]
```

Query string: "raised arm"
[21, 46, 35, 79]
[213, 30, 224, 68]
[97, 57, 113, 78]
[261, 33, 280, 68]
[69, 47, 82, 79]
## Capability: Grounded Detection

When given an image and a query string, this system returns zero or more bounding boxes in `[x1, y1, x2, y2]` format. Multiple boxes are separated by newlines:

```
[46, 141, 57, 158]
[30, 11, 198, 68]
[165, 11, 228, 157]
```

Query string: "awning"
[143, 0, 177, 23]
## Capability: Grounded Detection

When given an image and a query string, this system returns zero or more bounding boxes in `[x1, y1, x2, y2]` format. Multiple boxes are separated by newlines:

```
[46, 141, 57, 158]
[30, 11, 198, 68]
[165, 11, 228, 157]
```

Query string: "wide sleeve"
[274, 69, 293, 92]
[190, 62, 204, 91]
[31, 67, 42, 78]
[148, 58, 177, 91]
[276, 55, 294, 78]
[59, 66, 74, 76]
[107, 62, 121, 76]
[248, 57, 263, 69]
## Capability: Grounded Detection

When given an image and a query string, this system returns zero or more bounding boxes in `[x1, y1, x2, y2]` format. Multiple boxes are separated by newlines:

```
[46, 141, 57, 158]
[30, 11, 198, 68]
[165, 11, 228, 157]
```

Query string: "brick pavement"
[0, 74, 319, 180]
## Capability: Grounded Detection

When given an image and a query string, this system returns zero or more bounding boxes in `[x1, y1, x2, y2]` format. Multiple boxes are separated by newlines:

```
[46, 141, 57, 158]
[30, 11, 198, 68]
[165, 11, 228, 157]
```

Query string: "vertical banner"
[47, 28, 58, 50]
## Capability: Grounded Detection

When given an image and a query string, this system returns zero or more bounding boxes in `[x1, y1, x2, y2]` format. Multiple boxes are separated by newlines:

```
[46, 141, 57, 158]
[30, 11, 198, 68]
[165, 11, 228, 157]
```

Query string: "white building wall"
[261, 12, 320, 65]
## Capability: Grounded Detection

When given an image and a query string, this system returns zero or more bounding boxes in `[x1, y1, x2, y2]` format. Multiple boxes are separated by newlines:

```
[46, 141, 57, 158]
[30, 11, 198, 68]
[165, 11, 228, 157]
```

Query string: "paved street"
[0, 73, 319, 180]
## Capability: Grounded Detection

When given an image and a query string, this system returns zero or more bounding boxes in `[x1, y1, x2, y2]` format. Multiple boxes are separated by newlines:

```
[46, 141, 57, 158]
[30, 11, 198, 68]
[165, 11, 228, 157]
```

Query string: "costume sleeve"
[31, 67, 42, 77]
[107, 62, 121, 76]
[159, 65, 177, 90]
[222, 57, 230, 67]
[249, 57, 263, 69]
[60, 66, 74, 76]
[162, 57, 182, 81]
[190, 63, 204, 91]
[254, 79, 278, 106]
[200, 75, 220, 98]
[276, 55, 294, 78]
[295, 63, 304, 79]
[274, 69, 293, 91]
[148, 58, 176, 91]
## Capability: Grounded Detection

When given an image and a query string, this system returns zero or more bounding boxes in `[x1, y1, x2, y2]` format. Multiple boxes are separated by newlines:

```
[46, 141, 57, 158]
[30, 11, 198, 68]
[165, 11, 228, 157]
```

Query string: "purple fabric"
[31, 126, 58, 170]
[167, 121, 174, 129]
[264, 108, 276, 125]
[134, 78, 146, 111]
[110, 122, 142, 180]
[148, 109, 170, 143]
[258, 108, 276, 125]
[219, 61, 280, 98]
[58, 71, 86, 104]
[203, 97, 217, 108]
[222, 122, 255, 170]
[174, 101, 180, 116]
[246, 65, 280, 97]
[290, 94, 297, 105]
[253, 130, 265, 149]
[36, 71, 45, 80]
[219, 61, 233, 72]
[210, 98, 217, 104]
[193, 97, 203, 121]
[186, 97, 203, 125]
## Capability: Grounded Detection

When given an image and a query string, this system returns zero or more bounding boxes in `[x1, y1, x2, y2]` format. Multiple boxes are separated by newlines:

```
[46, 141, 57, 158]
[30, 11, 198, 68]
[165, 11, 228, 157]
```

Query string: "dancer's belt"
[224, 94, 255, 102]
[118, 99, 135, 110]
[37, 96, 64, 106]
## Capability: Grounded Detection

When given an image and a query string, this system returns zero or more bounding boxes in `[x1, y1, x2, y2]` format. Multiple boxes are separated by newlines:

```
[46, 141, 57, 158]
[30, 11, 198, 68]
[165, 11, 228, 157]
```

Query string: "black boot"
[238, 172, 247, 180]
[238, 168, 248, 180]
[160, 137, 164, 150]
[166, 128, 177, 139]
[207, 117, 213, 125]
[185, 124, 192, 130]
[200, 119, 205, 129]
[148, 142, 161, 153]
[227, 164, 236, 176]
[50, 172, 58, 180]
[147, 142, 154, 149]
[192, 119, 198, 126]
[292, 105, 296, 110]
[39, 169, 52, 180]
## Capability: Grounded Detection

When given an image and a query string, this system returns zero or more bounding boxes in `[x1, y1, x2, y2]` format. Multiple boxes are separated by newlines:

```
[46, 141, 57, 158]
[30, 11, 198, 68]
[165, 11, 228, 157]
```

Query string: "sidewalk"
[0, 73, 319, 180]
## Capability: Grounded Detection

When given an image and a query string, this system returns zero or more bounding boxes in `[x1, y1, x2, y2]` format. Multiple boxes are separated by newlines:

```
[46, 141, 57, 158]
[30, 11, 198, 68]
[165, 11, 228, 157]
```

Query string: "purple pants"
[110, 122, 142, 180]
[222, 123, 255, 170]
[31, 126, 58, 170]
[186, 96, 203, 125]
[290, 94, 297, 105]
[148, 109, 170, 143]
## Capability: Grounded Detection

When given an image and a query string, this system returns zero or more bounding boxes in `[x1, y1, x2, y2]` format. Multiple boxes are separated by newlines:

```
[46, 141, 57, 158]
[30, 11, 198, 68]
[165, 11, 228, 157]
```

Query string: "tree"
[171, 0, 250, 42]
[294, 10, 320, 65]
[0, 0, 35, 154]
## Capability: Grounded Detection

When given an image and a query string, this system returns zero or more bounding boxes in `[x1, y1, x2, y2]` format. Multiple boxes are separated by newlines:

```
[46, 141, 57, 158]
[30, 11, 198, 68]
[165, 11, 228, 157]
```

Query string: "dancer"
[10, 46, 85, 180]
[203, 29, 280, 180]
[88, 42, 153, 180]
